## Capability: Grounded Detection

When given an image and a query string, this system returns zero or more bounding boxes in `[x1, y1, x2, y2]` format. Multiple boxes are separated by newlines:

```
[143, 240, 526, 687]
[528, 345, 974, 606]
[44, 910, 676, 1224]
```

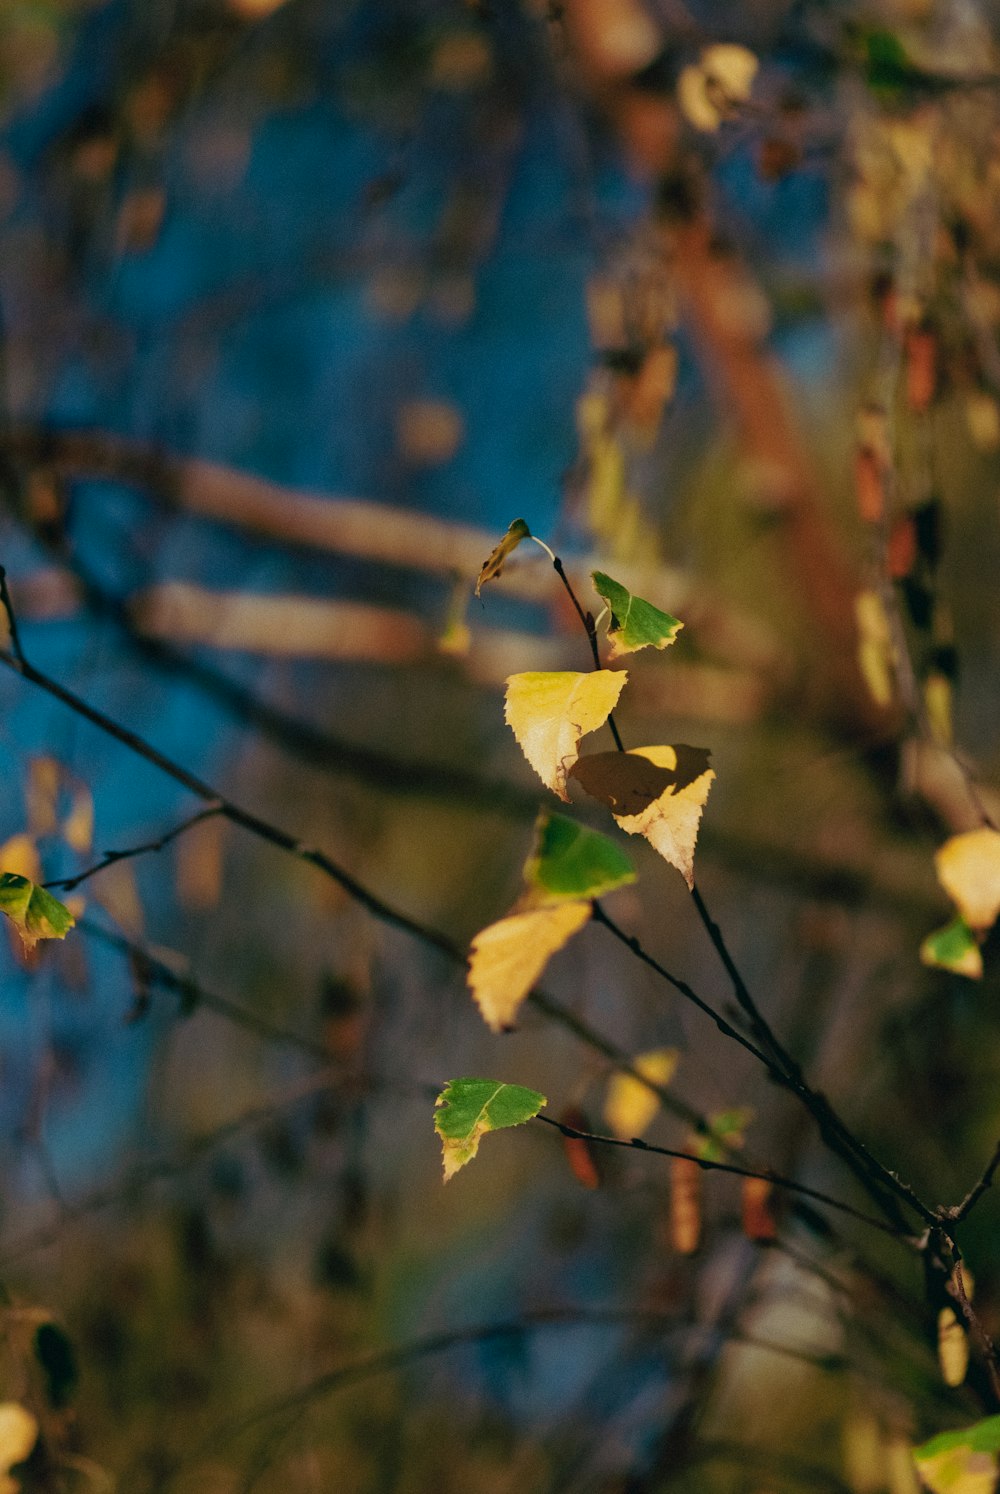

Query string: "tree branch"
[536, 1115, 909, 1237]
[44, 805, 224, 893]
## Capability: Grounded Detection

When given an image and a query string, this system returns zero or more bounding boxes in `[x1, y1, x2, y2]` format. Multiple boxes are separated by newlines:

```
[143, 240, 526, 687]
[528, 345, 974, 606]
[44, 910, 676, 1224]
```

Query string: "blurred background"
[1, 0, 1000, 1489]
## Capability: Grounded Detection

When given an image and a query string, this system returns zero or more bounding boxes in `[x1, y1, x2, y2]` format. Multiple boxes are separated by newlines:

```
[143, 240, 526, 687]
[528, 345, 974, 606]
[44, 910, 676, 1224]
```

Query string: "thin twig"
[949, 1258, 1000, 1404]
[45, 804, 224, 892]
[0, 638, 457, 957]
[551, 556, 625, 750]
[947, 1138, 1000, 1224]
[549, 544, 934, 1234]
[77, 918, 336, 1064]
[591, 902, 773, 1069]
[154, 1305, 844, 1489]
[688, 881, 933, 1230]
[535, 1115, 908, 1236]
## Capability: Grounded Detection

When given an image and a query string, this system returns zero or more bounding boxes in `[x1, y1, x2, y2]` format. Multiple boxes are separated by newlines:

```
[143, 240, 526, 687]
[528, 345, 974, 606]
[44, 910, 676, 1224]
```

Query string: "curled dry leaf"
[934, 827, 1000, 932]
[475, 518, 531, 597]
[560, 1105, 601, 1189]
[669, 1154, 702, 1255]
[571, 745, 714, 888]
[505, 669, 627, 801]
[741, 1175, 778, 1241]
[468, 901, 592, 1032]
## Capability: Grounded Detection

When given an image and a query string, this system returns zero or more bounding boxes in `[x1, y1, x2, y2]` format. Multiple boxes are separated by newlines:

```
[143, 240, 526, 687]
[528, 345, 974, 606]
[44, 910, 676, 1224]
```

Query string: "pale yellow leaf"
[0, 835, 40, 883]
[505, 670, 627, 801]
[63, 784, 94, 854]
[468, 901, 591, 1032]
[935, 828, 1000, 932]
[842, 1410, 886, 1493]
[677, 44, 758, 132]
[27, 755, 60, 835]
[0, 1403, 37, 1476]
[856, 589, 896, 708]
[604, 1048, 679, 1139]
[938, 1306, 969, 1387]
[571, 745, 714, 889]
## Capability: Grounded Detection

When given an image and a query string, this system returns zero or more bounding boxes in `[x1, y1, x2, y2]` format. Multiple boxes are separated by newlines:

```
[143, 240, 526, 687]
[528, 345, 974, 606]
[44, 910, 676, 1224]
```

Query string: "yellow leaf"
[935, 828, 1000, 932]
[938, 1307, 969, 1387]
[571, 745, 714, 889]
[856, 589, 896, 708]
[0, 1403, 37, 1477]
[505, 670, 627, 802]
[604, 1048, 679, 1139]
[63, 784, 94, 854]
[842, 1410, 886, 1493]
[27, 755, 60, 836]
[924, 672, 953, 748]
[0, 835, 41, 883]
[468, 901, 591, 1032]
[677, 44, 758, 132]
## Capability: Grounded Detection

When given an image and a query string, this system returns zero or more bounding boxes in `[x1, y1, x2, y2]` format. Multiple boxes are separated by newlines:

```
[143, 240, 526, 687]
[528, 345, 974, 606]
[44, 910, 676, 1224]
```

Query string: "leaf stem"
[550, 555, 625, 749]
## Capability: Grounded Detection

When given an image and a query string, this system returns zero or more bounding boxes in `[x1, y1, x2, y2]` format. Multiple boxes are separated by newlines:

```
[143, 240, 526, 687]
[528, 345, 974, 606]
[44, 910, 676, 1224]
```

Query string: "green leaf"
[920, 917, 982, 980]
[694, 1107, 754, 1163]
[0, 873, 75, 951]
[523, 812, 636, 904]
[914, 1415, 1000, 1494]
[434, 1078, 546, 1180]
[591, 571, 683, 660]
[475, 518, 531, 597]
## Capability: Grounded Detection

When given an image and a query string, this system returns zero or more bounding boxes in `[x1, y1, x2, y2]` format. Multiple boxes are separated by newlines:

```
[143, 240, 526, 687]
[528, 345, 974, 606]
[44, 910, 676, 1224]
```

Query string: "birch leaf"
[571, 745, 714, 888]
[920, 917, 982, 980]
[523, 811, 635, 905]
[604, 1048, 679, 1139]
[0, 1403, 38, 1482]
[505, 670, 627, 801]
[434, 1078, 546, 1180]
[591, 571, 683, 660]
[938, 1307, 969, 1387]
[468, 901, 591, 1032]
[0, 873, 75, 951]
[0, 835, 41, 883]
[935, 828, 1000, 932]
[693, 1106, 754, 1163]
[855, 589, 896, 708]
[913, 1416, 1000, 1494]
[670, 1155, 702, 1254]
[475, 518, 531, 596]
